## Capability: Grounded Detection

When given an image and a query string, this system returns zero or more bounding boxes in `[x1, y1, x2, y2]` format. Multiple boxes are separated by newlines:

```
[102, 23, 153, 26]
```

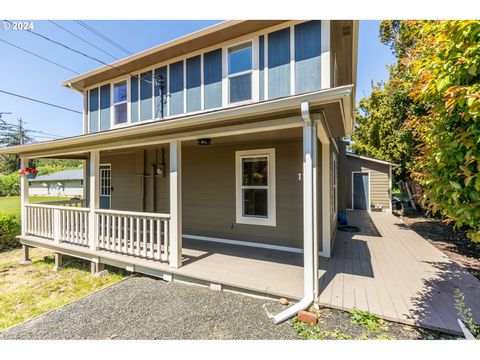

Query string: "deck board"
[316, 211, 480, 335]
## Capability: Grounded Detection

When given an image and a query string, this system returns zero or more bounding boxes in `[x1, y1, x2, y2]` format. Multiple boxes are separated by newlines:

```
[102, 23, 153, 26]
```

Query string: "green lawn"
[0, 247, 127, 331]
[0, 196, 72, 215]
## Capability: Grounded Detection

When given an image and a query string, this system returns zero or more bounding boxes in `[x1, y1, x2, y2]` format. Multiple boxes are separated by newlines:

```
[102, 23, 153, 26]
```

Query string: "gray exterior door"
[353, 172, 369, 210]
[99, 165, 111, 210]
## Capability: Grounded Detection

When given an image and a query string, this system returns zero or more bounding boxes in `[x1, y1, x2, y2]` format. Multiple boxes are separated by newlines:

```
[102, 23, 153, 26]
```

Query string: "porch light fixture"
[197, 138, 211, 146]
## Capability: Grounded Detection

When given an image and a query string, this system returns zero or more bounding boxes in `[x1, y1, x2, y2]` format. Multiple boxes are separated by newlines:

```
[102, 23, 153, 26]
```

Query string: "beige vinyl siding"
[101, 135, 304, 249]
[346, 157, 391, 210]
[182, 138, 303, 248]
[101, 146, 170, 213]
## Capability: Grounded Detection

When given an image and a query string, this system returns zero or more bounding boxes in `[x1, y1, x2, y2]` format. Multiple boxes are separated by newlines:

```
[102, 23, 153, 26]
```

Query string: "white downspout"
[272, 102, 316, 324]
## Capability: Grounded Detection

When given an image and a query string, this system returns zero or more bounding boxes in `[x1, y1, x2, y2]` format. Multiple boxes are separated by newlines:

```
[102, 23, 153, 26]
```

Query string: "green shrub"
[0, 173, 20, 197]
[0, 213, 21, 251]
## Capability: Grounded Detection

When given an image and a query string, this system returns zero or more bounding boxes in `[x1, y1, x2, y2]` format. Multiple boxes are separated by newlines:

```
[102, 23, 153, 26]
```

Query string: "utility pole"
[18, 117, 24, 145]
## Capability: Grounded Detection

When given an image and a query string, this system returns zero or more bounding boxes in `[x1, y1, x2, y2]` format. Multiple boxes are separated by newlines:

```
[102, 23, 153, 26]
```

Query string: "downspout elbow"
[272, 293, 314, 324]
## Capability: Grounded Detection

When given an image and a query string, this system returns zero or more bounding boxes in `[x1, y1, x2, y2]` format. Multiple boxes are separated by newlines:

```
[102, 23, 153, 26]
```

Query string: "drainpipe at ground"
[272, 102, 316, 324]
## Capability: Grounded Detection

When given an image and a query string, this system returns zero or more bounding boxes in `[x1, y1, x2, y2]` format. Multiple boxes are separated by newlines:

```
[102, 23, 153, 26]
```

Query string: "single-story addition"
[28, 169, 85, 198]
[0, 20, 358, 324]
[337, 148, 399, 212]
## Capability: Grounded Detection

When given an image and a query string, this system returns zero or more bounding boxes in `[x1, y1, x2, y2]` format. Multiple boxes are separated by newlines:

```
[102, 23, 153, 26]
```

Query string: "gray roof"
[30, 169, 83, 182]
[346, 152, 400, 167]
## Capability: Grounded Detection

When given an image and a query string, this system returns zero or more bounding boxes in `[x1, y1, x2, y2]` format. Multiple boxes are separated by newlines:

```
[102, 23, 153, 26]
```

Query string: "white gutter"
[272, 102, 315, 324]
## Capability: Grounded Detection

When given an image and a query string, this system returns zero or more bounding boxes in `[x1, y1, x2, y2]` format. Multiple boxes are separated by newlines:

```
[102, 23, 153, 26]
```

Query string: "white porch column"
[20, 157, 29, 236]
[88, 150, 100, 252]
[20, 157, 32, 265]
[169, 140, 182, 268]
[318, 116, 332, 258]
[302, 104, 317, 300]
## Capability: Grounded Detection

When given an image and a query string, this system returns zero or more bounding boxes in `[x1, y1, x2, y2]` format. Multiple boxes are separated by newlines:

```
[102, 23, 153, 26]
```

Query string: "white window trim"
[235, 148, 276, 227]
[227, 41, 255, 105]
[110, 77, 131, 128]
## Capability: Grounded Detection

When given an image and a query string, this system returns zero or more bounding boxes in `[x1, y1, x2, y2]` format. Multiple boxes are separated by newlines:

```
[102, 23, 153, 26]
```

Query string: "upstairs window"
[228, 42, 252, 104]
[113, 80, 128, 125]
[236, 149, 276, 226]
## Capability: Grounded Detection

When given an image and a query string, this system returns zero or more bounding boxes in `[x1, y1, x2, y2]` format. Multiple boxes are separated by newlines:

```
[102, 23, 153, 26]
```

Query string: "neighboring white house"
[28, 169, 84, 197]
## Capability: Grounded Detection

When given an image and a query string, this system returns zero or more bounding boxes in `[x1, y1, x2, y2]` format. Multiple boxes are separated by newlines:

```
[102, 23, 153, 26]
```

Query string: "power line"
[74, 20, 133, 56]
[0, 37, 80, 75]
[3, 20, 160, 87]
[0, 89, 82, 114]
[49, 20, 119, 61]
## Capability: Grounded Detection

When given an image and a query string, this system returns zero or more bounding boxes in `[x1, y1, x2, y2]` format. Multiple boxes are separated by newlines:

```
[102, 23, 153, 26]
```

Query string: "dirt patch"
[293, 307, 455, 340]
[398, 209, 480, 281]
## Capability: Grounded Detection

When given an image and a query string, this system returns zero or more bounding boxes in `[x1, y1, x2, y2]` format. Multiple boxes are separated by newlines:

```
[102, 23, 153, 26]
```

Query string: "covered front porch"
[17, 100, 336, 304]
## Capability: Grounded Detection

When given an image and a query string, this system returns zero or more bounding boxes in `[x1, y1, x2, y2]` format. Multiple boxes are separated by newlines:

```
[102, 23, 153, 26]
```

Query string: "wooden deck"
[318, 210, 480, 335]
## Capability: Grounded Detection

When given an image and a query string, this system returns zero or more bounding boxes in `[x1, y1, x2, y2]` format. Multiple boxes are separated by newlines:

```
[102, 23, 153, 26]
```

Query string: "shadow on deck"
[317, 210, 480, 335]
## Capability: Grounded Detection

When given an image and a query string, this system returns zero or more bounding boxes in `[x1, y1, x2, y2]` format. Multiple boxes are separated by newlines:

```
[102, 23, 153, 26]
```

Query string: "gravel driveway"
[0, 276, 297, 340]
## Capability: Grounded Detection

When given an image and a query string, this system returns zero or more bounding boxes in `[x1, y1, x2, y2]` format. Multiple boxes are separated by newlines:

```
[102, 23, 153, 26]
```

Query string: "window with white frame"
[236, 149, 276, 226]
[331, 152, 338, 218]
[228, 42, 253, 104]
[113, 80, 128, 125]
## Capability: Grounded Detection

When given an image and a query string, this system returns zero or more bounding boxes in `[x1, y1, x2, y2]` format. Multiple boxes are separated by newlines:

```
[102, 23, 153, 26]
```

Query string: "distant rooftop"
[30, 169, 83, 182]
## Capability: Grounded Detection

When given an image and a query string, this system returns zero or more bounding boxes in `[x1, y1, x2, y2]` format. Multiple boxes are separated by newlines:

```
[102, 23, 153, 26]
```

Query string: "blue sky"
[0, 20, 395, 140]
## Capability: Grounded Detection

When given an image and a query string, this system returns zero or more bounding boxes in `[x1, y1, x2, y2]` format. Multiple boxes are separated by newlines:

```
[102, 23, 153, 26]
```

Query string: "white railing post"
[89, 150, 100, 252]
[169, 140, 182, 268]
[20, 157, 29, 236]
[53, 208, 61, 243]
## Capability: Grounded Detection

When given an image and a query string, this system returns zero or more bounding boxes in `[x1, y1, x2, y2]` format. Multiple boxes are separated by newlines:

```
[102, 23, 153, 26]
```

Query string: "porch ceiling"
[0, 86, 353, 159]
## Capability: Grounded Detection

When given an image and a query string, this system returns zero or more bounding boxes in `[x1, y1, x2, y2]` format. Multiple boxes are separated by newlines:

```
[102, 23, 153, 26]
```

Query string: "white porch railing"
[95, 209, 170, 261]
[38, 198, 86, 207]
[25, 203, 90, 246]
[23, 204, 171, 263]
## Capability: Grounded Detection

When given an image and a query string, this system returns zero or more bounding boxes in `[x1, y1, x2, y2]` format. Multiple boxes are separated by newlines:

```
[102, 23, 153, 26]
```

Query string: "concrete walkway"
[318, 211, 480, 335]
[0, 276, 296, 340]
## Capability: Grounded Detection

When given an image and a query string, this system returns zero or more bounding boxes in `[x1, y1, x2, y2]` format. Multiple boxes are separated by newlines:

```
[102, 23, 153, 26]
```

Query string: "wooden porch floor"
[318, 210, 480, 335]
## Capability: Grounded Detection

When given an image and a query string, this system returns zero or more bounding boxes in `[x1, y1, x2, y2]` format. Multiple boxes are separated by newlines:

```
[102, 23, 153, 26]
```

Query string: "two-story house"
[1, 20, 358, 323]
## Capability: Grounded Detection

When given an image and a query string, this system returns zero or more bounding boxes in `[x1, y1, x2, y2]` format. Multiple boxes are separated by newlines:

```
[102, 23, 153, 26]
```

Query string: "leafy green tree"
[401, 20, 480, 241]
[352, 75, 414, 180]
[0, 118, 32, 175]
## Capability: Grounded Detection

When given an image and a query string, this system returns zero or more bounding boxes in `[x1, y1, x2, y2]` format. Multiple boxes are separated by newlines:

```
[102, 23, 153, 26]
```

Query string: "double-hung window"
[228, 42, 253, 104]
[113, 80, 128, 125]
[236, 149, 276, 226]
